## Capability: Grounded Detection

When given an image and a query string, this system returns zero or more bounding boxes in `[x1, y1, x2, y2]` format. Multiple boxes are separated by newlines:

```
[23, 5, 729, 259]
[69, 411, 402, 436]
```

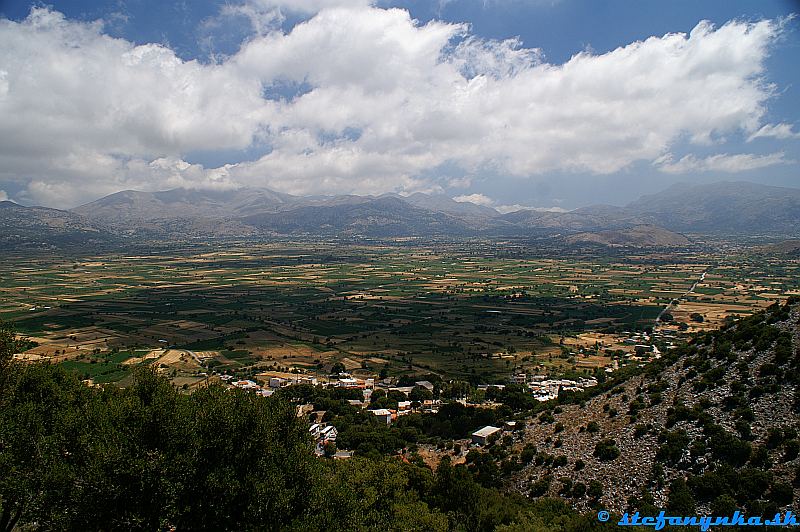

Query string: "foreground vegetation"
[0, 323, 617, 531]
[2, 299, 799, 530]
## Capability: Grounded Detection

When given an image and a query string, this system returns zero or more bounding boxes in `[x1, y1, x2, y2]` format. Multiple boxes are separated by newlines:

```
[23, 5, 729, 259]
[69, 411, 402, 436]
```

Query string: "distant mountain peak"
[626, 180, 800, 233]
[3, 180, 798, 247]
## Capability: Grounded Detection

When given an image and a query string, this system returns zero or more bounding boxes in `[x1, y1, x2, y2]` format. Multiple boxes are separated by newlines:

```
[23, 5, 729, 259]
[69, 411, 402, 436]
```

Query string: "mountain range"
[2, 181, 798, 248]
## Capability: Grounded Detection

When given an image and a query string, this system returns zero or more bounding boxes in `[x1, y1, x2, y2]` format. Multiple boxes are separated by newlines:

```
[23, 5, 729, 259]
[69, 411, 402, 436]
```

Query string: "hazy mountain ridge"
[625, 181, 800, 233]
[758, 240, 800, 256]
[71, 188, 294, 222]
[2, 181, 798, 246]
[0, 200, 114, 248]
[71, 188, 516, 238]
[71, 180, 800, 238]
[564, 225, 692, 248]
[241, 196, 480, 237]
[401, 192, 501, 218]
[499, 208, 643, 231]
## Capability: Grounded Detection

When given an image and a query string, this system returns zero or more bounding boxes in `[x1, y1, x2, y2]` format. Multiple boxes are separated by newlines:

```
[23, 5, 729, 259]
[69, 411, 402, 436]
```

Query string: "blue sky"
[0, 0, 798, 209]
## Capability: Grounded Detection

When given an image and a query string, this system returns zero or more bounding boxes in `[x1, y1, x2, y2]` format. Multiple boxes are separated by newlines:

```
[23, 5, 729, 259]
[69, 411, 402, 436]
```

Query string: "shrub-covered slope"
[513, 298, 799, 517]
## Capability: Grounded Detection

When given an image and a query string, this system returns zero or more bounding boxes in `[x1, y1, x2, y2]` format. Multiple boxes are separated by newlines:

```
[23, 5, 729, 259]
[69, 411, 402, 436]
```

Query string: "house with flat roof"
[471, 425, 502, 446]
[414, 380, 434, 391]
[389, 386, 415, 397]
[269, 377, 287, 389]
[319, 425, 338, 442]
[369, 408, 393, 425]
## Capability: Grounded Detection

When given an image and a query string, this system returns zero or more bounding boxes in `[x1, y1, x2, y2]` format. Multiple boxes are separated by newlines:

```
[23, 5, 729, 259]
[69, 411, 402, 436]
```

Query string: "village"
[219, 365, 611, 460]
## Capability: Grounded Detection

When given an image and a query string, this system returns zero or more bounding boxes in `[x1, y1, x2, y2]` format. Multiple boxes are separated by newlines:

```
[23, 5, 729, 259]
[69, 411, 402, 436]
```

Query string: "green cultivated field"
[2, 240, 798, 384]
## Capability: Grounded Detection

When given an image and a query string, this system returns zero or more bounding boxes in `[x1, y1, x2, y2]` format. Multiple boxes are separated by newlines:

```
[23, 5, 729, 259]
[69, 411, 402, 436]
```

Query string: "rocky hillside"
[626, 181, 800, 233]
[511, 298, 799, 516]
[758, 240, 800, 257]
[0, 200, 113, 248]
[241, 196, 481, 237]
[564, 225, 691, 248]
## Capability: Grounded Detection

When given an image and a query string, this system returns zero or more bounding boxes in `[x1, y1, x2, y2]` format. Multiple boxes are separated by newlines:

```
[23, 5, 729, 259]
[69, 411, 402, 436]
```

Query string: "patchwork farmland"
[2, 240, 798, 387]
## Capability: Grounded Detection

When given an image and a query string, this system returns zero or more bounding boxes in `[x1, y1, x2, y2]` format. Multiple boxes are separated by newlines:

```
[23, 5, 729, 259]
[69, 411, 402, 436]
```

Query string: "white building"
[389, 386, 415, 396]
[310, 423, 337, 441]
[471, 426, 502, 446]
[369, 408, 393, 425]
[319, 425, 338, 442]
[232, 380, 259, 390]
[337, 377, 361, 388]
[415, 380, 434, 392]
[269, 377, 287, 389]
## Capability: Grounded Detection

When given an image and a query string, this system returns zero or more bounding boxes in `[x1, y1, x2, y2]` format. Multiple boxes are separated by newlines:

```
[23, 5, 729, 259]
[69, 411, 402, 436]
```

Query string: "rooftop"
[472, 425, 502, 438]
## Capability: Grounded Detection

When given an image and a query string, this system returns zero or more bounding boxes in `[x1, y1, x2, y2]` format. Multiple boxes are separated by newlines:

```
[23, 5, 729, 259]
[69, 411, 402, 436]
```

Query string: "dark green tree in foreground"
[0, 321, 323, 530]
[0, 323, 617, 531]
[0, 322, 14, 401]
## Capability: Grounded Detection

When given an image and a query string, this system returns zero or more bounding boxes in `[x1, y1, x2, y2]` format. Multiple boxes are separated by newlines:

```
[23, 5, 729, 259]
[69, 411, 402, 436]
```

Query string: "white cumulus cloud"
[495, 204, 567, 214]
[655, 152, 791, 174]
[747, 122, 800, 141]
[453, 193, 494, 206]
[0, 6, 791, 207]
[452, 194, 564, 214]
